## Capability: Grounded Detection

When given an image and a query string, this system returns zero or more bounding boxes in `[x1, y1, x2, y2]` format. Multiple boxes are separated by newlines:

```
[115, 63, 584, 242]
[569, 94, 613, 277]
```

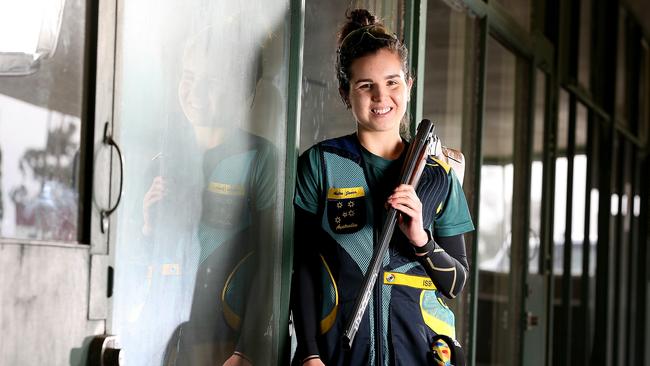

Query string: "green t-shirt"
[294, 143, 474, 237]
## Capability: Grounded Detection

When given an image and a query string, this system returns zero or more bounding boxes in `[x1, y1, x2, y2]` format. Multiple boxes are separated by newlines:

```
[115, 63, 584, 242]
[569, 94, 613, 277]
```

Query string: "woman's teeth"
[372, 107, 392, 115]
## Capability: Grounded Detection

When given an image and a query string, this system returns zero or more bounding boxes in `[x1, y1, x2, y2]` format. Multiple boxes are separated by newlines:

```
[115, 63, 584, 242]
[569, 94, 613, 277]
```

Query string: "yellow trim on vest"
[221, 252, 254, 331]
[161, 263, 181, 276]
[436, 202, 443, 214]
[420, 291, 456, 339]
[428, 157, 451, 174]
[383, 271, 438, 290]
[327, 186, 365, 199]
[208, 182, 245, 196]
[320, 255, 339, 334]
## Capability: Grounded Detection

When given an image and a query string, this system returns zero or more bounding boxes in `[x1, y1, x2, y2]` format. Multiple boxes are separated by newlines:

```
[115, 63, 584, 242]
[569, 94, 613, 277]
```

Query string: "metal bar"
[78, 0, 100, 244]
[564, 84, 610, 123]
[404, 0, 427, 136]
[542, 70, 559, 366]
[277, 0, 304, 363]
[0, 239, 92, 249]
[466, 15, 488, 366]
[515, 58, 535, 365]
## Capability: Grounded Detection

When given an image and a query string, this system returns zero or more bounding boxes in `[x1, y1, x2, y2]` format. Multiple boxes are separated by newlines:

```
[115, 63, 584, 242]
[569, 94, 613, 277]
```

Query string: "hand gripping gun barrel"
[342, 119, 439, 350]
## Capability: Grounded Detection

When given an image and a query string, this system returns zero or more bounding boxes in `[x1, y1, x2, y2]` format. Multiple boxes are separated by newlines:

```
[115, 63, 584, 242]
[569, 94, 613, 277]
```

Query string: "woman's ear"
[339, 87, 351, 109]
[406, 77, 414, 102]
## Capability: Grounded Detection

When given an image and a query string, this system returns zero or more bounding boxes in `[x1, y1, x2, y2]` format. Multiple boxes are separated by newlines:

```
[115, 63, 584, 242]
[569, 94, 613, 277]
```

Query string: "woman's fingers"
[387, 184, 422, 218]
[388, 200, 419, 215]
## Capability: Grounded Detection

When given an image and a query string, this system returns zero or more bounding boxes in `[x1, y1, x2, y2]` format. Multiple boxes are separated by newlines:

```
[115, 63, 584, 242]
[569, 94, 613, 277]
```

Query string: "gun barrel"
[341, 119, 435, 349]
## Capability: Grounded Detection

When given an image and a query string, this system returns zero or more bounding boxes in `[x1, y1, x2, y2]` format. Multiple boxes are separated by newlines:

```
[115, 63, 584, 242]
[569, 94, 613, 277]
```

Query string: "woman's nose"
[371, 85, 386, 101]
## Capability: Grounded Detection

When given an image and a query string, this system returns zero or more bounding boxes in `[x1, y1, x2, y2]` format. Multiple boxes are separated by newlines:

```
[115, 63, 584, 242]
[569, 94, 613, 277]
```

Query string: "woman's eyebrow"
[354, 74, 401, 84]
[354, 78, 374, 84]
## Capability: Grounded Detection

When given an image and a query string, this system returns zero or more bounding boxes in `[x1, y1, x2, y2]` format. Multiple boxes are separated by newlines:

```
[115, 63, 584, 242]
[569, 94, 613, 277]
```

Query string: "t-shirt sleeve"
[294, 147, 322, 214]
[434, 169, 475, 237]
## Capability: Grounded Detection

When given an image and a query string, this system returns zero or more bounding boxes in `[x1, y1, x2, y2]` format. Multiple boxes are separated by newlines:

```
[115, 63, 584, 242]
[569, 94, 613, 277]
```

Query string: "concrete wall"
[0, 243, 103, 366]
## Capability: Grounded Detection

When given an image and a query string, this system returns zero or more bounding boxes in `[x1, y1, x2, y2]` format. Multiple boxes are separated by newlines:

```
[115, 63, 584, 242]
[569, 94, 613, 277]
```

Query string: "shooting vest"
[314, 134, 458, 366]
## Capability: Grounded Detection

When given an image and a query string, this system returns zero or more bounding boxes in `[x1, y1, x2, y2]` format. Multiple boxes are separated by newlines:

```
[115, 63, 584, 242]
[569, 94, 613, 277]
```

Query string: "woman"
[292, 9, 474, 366]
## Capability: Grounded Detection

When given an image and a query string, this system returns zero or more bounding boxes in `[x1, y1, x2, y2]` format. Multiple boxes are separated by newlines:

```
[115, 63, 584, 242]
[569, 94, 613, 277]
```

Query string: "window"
[0, 0, 88, 242]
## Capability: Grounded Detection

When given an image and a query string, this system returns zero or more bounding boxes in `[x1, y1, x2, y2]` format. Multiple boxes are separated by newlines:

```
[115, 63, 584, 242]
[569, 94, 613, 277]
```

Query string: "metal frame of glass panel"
[279, 0, 305, 363]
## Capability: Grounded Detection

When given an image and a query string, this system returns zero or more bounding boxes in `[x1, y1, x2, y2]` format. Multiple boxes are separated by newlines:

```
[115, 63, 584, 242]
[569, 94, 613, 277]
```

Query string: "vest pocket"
[326, 187, 366, 234]
[202, 183, 249, 229]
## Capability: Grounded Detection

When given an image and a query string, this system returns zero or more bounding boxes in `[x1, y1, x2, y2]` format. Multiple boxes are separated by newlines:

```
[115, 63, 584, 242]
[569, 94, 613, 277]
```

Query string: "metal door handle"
[100, 122, 124, 233]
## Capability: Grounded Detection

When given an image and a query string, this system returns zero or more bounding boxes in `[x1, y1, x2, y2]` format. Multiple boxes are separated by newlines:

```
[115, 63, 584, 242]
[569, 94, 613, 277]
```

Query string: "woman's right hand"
[302, 359, 325, 366]
[142, 176, 166, 235]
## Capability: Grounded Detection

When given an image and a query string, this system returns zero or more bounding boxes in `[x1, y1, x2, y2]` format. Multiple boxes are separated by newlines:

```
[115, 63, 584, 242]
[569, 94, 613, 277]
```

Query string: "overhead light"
[0, 0, 66, 75]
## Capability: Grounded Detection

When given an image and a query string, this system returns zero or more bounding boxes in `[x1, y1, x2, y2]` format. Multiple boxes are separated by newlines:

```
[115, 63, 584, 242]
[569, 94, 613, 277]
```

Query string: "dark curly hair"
[336, 9, 410, 108]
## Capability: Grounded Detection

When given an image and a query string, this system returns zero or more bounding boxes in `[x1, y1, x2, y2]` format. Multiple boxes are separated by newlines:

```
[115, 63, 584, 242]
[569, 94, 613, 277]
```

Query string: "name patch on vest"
[202, 181, 249, 228]
[327, 187, 366, 234]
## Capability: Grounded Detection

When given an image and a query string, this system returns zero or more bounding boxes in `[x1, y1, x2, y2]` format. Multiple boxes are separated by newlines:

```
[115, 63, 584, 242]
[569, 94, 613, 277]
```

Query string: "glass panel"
[572, 104, 588, 277]
[552, 89, 570, 365]
[492, 0, 531, 32]
[569, 103, 588, 365]
[639, 40, 649, 146]
[522, 70, 547, 366]
[584, 111, 603, 364]
[578, 0, 592, 89]
[476, 37, 516, 365]
[422, 0, 473, 150]
[110, 2, 290, 364]
[422, 1, 478, 347]
[615, 9, 627, 124]
[616, 141, 634, 365]
[0, 0, 86, 241]
[300, 1, 404, 152]
[529, 71, 545, 274]
[553, 90, 570, 275]
[628, 150, 643, 363]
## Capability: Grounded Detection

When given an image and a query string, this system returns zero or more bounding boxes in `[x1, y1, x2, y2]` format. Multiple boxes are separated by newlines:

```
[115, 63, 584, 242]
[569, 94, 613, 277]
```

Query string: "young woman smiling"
[291, 9, 474, 366]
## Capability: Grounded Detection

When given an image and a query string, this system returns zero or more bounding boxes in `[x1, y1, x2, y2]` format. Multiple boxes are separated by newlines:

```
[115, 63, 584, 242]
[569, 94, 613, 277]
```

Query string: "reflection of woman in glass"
[147, 22, 277, 366]
[291, 9, 474, 366]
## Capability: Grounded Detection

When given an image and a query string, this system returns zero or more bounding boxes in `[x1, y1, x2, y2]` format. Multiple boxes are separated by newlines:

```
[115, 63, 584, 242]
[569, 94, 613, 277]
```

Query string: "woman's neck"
[193, 126, 228, 150]
[356, 129, 404, 160]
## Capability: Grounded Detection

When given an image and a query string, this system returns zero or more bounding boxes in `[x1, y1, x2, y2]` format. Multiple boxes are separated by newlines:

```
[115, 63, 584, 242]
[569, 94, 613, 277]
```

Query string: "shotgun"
[342, 119, 438, 350]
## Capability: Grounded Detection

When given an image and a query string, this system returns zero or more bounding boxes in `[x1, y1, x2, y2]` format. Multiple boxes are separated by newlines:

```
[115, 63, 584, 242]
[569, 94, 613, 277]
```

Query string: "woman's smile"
[371, 106, 392, 115]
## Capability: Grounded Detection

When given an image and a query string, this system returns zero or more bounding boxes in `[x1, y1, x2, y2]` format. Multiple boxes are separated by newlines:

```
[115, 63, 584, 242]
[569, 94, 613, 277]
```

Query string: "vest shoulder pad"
[318, 134, 362, 164]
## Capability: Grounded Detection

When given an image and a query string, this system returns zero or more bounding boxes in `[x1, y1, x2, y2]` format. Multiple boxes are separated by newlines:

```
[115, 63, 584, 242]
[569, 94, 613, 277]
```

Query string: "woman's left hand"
[387, 184, 429, 247]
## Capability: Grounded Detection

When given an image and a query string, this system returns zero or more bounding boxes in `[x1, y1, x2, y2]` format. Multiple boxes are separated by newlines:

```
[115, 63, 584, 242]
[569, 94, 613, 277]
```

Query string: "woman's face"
[178, 31, 253, 128]
[347, 48, 412, 135]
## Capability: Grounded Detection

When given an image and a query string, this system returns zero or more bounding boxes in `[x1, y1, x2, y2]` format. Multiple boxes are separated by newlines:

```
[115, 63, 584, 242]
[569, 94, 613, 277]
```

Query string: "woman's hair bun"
[337, 8, 381, 46]
[347, 9, 376, 27]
